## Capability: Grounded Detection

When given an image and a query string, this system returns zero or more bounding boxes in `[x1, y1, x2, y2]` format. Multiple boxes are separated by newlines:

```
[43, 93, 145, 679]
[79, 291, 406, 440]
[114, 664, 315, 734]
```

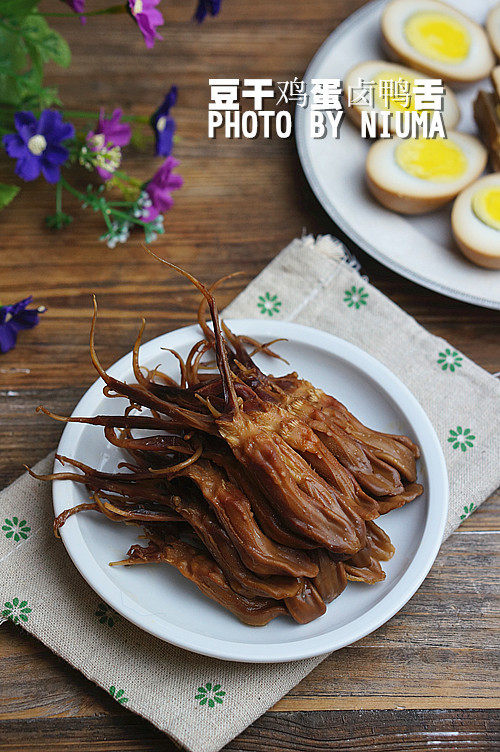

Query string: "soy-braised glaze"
[29, 254, 422, 626]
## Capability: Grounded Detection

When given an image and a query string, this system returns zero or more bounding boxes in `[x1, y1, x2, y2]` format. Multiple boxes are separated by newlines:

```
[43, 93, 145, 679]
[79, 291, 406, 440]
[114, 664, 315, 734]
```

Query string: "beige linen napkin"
[1, 235, 499, 752]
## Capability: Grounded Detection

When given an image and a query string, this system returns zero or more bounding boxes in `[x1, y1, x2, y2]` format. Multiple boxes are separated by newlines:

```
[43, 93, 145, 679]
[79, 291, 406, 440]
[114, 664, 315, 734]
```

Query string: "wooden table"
[1, 1, 499, 750]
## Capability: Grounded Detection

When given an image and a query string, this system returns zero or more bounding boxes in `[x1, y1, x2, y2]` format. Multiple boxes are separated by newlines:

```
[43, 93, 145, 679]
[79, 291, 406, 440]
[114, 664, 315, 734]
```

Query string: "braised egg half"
[451, 173, 500, 268]
[344, 60, 460, 133]
[487, 3, 500, 60]
[366, 132, 487, 213]
[382, 0, 494, 84]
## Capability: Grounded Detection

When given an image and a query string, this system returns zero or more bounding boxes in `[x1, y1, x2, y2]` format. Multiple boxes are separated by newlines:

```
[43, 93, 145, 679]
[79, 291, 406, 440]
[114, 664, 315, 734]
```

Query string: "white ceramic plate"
[53, 321, 448, 662]
[296, 0, 500, 309]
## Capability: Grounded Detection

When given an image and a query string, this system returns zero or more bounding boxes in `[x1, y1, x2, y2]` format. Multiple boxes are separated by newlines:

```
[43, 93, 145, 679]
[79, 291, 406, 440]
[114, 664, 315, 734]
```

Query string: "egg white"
[343, 59, 460, 132]
[382, 0, 495, 84]
[487, 3, 500, 60]
[451, 172, 500, 268]
[366, 131, 487, 213]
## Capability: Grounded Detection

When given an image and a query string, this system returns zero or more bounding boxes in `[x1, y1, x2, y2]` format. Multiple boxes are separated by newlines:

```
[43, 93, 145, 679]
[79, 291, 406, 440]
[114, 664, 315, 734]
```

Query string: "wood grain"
[1, 710, 499, 752]
[0, 0, 499, 750]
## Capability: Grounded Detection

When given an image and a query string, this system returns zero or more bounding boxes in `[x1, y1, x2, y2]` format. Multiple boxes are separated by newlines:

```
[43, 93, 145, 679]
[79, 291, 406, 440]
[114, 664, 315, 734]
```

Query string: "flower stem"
[101, 208, 114, 233]
[59, 177, 148, 229]
[109, 207, 148, 227]
[59, 177, 82, 202]
[112, 169, 142, 185]
[41, 5, 127, 18]
[63, 109, 149, 124]
[59, 177, 113, 229]
[55, 180, 62, 214]
[0, 105, 149, 126]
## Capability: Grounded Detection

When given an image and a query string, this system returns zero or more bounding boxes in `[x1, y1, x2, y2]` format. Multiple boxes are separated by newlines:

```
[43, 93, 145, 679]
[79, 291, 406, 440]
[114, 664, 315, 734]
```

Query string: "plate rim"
[295, 0, 500, 311]
[53, 319, 449, 663]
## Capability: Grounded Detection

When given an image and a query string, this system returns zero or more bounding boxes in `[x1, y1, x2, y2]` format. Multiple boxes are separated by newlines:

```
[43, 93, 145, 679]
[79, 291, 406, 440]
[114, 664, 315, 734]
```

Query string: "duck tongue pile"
[30, 256, 422, 626]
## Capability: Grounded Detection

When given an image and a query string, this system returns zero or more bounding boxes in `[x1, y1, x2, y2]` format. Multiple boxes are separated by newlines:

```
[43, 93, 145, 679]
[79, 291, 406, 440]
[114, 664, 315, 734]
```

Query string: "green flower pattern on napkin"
[195, 682, 226, 707]
[447, 426, 475, 452]
[257, 292, 281, 317]
[2, 597, 32, 624]
[460, 503, 476, 520]
[109, 685, 128, 704]
[437, 349, 463, 372]
[343, 286, 368, 309]
[2, 516, 31, 541]
[95, 601, 117, 627]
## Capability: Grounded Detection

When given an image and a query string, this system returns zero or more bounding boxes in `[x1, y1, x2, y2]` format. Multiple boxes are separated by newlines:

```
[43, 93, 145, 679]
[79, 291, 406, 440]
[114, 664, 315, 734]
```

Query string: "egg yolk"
[395, 138, 467, 182]
[404, 12, 470, 63]
[373, 70, 421, 113]
[472, 186, 500, 230]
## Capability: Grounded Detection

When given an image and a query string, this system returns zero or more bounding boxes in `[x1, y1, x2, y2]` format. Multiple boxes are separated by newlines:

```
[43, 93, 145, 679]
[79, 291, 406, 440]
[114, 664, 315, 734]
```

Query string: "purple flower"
[0, 297, 45, 354]
[194, 0, 221, 22]
[61, 0, 85, 10]
[86, 109, 132, 180]
[144, 157, 183, 221]
[128, 0, 164, 48]
[89, 109, 132, 149]
[151, 86, 177, 157]
[2, 111, 74, 184]
[60, 0, 86, 23]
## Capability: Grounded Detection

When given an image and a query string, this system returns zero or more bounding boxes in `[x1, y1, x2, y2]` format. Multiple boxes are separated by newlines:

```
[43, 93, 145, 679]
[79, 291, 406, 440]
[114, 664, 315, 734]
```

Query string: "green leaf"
[0, 71, 23, 105]
[0, 27, 28, 74]
[37, 85, 61, 109]
[15, 67, 41, 100]
[43, 27, 71, 68]
[20, 14, 71, 69]
[24, 38, 43, 77]
[0, 183, 20, 209]
[10, 70, 60, 112]
[0, 0, 39, 19]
